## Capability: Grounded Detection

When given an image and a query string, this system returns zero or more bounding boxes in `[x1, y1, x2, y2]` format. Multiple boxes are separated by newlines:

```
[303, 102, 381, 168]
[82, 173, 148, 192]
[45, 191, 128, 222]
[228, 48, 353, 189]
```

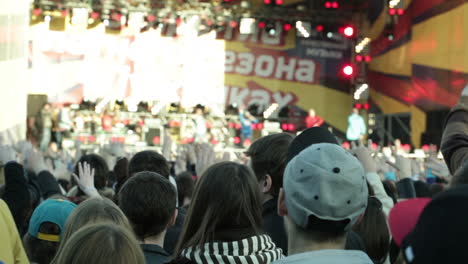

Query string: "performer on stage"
[193, 105, 207, 143]
[305, 109, 324, 128]
[101, 110, 113, 132]
[239, 107, 257, 146]
[346, 107, 366, 142]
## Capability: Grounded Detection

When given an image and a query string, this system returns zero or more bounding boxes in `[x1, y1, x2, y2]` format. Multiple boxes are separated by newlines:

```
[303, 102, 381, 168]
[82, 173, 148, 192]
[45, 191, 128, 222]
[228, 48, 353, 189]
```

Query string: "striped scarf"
[181, 234, 284, 264]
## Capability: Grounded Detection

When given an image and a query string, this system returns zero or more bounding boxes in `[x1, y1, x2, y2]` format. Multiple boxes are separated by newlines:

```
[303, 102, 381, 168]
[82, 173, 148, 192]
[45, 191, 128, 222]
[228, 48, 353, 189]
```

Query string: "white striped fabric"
[181, 234, 284, 264]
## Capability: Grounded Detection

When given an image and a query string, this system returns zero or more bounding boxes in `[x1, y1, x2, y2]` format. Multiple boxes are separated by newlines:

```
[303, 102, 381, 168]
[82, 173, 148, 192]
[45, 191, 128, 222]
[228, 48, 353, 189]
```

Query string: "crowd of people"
[1, 88, 468, 264]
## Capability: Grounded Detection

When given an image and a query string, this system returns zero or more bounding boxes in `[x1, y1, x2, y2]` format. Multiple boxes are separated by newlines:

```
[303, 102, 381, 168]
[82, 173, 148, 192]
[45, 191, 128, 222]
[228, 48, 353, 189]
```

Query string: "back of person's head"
[401, 185, 468, 263]
[451, 161, 468, 187]
[23, 199, 76, 264]
[175, 162, 262, 255]
[74, 154, 109, 190]
[245, 133, 294, 197]
[128, 150, 170, 178]
[353, 197, 390, 263]
[51, 223, 145, 264]
[175, 171, 195, 208]
[429, 183, 444, 196]
[118, 171, 177, 241]
[280, 143, 368, 245]
[61, 197, 131, 244]
[413, 181, 431, 198]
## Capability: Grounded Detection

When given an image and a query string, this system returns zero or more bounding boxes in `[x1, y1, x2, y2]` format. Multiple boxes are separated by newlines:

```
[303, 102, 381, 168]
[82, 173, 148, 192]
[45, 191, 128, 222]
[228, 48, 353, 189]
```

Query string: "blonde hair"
[51, 223, 145, 264]
[60, 198, 131, 244]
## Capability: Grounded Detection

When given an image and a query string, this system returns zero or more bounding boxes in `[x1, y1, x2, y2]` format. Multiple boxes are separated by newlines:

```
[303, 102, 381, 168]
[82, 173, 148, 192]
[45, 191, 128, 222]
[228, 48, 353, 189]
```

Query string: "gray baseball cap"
[284, 143, 368, 231]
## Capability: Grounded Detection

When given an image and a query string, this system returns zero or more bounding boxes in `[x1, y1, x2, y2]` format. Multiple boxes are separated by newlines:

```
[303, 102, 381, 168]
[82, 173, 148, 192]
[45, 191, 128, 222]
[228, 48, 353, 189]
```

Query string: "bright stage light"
[343, 26, 355, 37]
[342, 65, 354, 76]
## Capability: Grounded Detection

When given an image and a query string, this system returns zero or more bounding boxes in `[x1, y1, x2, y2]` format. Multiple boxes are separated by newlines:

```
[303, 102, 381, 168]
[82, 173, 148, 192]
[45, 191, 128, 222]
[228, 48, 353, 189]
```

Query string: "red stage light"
[343, 26, 355, 37]
[112, 13, 122, 21]
[147, 15, 156, 22]
[356, 55, 363, 62]
[363, 103, 370, 110]
[235, 123, 242, 130]
[90, 12, 99, 20]
[342, 141, 351, 150]
[33, 8, 41, 16]
[332, 1, 339, 8]
[152, 136, 161, 145]
[364, 55, 372, 62]
[264, 0, 271, 4]
[257, 123, 264, 130]
[422, 145, 430, 151]
[325, 1, 332, 8]
[283, 23, 292, 31]
[61, 10, 68, 17]
[355, 103, 362, 109]
[230, 21, 238, 28]
[258, 21, 266, 29]
[281, 124, 288, 130]
[275, 0, 283, 5]
[234, 137, 241, 144]
[389, 8, 396, 15]
[342, 65, 354, 76]
[288, 124, 295, 131]
[397, 8, 405, 15]
[316, 25, 324, 32]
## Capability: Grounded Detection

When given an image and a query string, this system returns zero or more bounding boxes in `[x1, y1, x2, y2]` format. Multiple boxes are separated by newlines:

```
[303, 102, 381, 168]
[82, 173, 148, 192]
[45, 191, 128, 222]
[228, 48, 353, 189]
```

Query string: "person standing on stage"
[101, 110, 113, 132]
[38, 103, 53, 152]
[239, 107, 257, 146]
[305, 109, 324, 128]
[193, 105, 207, 143]
[346, 107, 366, 142]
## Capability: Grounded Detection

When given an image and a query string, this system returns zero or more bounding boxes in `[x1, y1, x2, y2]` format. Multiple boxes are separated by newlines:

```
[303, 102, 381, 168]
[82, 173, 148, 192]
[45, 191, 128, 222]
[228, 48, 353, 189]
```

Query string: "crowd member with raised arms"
[245, 133, 294, 254]
[171, 162, 283, 264]
[118, 172, 177, 264]
[275, 143, 372, 263]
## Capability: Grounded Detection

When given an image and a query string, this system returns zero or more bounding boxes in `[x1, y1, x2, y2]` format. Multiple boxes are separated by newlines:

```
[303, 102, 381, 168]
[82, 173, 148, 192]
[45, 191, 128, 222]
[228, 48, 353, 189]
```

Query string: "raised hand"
[72, 162, 100, 198]
[350, 141, 377, 173]
[0, 145, 17, 165]
[24, 149, 48, 174]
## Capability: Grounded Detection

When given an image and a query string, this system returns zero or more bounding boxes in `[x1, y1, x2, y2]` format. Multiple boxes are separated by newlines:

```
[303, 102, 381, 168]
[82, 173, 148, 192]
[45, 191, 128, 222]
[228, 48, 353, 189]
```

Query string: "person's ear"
[278, 188, 288, 216]
[167, 209, 178, 228]
[262, 174, 272, 193]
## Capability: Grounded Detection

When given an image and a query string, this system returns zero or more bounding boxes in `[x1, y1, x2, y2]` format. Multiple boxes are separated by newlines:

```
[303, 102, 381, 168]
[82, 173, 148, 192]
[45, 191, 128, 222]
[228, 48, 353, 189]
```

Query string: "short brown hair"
[118, 172, 177, 240]
[245, 133, 294, 196]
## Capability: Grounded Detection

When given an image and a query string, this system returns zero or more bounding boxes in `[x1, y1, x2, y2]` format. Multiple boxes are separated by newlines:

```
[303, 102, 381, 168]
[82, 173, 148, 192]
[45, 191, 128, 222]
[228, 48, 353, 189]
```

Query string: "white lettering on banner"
[228, 86, 250, 106]
[225, 51, 236, 72]
[275, 57, 296, 80]
[295, 60, 315, 83]
[225, 51, 318, 84]
[255, 55, 275, 77]
[273, 92, 294, 109]
[226, 84, 298, 110]
[250, 89, 270, 106]
[236, 53, 254, 75]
